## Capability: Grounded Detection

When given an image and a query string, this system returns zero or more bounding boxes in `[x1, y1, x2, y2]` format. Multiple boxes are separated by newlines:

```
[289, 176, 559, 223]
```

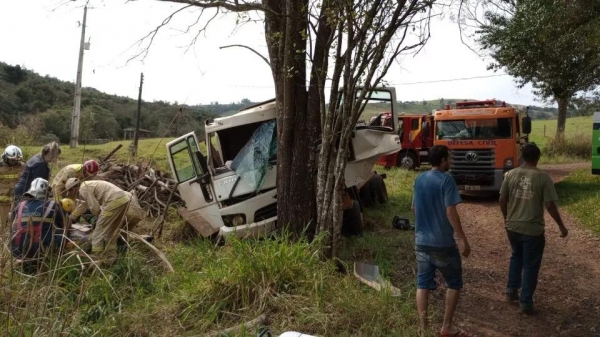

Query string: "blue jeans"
[506, 231, 545, 306]
[416, 245, 463, 290]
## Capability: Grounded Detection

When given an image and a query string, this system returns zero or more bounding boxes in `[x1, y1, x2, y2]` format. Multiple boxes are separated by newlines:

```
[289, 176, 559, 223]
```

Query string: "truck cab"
[375, 113, 434, 169]
[433, 100, 531, 192]
[166, 88, 401, 239]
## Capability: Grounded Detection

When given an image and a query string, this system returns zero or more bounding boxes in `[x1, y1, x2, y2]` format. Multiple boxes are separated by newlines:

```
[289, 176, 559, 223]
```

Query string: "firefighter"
[65, 178, 144, 256]
[51, 160, 100, 199]
[0, 145, 25, 226]
[13, 142, 61, 203]
[10, 178, 67, 266]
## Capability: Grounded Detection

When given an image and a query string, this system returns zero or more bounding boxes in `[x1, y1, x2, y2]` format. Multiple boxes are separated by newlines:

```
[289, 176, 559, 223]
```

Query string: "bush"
[543, 134, 591, 159]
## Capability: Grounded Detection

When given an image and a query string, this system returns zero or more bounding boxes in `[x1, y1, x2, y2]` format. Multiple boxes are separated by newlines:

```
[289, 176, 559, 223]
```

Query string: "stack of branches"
[94, 145, 183, 221]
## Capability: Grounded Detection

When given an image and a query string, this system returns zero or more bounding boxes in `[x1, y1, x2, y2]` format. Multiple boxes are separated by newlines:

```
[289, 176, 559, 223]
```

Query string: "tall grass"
[543, 134, 591, 160]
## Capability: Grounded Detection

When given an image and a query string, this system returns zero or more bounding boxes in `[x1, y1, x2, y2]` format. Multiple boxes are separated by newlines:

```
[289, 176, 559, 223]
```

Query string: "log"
[121, 230, 174, 273]
[102, 144, 123, 163]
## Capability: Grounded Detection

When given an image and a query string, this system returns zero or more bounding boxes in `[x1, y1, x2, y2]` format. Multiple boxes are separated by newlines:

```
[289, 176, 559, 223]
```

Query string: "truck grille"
[450, 149, 495, 186]
[255, 203, 277, 222]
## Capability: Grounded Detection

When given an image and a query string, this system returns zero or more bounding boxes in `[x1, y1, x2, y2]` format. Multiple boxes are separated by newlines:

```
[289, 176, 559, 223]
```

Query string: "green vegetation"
[555, 169, 600, 234]
[529, 116, 592, 147]
[0, 167, 431, 336]
[477, 0, 600, 137]
[0, 62, 255, 146]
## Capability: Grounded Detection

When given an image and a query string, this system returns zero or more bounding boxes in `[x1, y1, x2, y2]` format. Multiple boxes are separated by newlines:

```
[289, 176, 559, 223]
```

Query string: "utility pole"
[132, 72, 144, 156]
[70, 6, 87, 149]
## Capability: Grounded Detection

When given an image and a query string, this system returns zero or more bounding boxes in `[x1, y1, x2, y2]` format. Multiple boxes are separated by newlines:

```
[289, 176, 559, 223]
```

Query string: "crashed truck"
[166, 88, 401, 239]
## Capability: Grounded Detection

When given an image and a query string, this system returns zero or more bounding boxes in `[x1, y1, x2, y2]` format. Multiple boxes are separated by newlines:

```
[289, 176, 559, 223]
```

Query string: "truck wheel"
[359, 180, 374, 208]
[398, 151, 417, 170]
[368, 174, 388, 204]
[342, 200, 363, 237]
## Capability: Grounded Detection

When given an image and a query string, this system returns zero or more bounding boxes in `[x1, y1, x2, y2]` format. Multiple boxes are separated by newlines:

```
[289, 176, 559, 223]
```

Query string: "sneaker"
[519, 304, 536, 315]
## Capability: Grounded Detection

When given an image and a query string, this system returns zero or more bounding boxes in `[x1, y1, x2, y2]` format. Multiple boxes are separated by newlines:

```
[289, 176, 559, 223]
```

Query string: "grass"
[0, 155, 430, 336]
[554, 169, 600, 234]
[530, 116, 592, 147]
[1, 123, 591, 335]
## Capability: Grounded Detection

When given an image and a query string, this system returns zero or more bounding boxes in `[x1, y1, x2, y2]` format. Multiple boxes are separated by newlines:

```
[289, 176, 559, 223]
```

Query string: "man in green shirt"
[499, 143, 568, 315]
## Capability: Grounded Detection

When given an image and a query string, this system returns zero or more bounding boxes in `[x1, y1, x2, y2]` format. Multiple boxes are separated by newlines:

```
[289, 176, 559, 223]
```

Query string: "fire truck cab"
[374, 113, 434, 169]
[433, 100, 532, 192]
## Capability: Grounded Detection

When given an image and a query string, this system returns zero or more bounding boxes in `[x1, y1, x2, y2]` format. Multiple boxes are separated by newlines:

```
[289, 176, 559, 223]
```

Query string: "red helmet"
[83, 160, 99, 175]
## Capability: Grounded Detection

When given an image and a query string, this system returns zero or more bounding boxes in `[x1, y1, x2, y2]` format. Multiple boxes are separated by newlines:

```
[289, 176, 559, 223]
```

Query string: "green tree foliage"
[478, 0, 600, 137]
[0, 61, 255, 145]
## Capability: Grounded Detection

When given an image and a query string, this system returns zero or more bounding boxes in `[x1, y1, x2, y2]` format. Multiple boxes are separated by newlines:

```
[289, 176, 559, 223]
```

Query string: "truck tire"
[359, 180, 374, 208]
[368, 174, 388, 204]
[342, 200, 363, 237]
[397, 151, 417, 170]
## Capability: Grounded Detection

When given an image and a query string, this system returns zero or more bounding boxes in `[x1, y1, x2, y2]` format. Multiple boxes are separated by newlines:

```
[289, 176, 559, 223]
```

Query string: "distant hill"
[0, 61, 583, 147]
[0, 61, 257, 145]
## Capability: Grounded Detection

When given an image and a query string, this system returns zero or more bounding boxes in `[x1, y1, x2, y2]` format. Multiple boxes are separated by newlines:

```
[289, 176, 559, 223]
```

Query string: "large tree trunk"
[556, 96, 569, 138]
[264, 0, 319, 237]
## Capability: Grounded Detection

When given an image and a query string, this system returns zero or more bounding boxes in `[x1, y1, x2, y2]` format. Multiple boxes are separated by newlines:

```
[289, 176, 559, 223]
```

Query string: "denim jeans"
[506, 230, 545, 305]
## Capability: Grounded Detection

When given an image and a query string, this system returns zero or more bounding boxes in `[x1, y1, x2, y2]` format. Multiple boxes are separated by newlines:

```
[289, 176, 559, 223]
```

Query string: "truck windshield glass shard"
[169, 136, 201, 182]
[436, 118, 512, 140]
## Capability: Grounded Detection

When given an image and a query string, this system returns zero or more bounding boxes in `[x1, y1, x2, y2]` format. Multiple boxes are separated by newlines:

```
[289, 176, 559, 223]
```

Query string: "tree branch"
[219, 44, 271, 66]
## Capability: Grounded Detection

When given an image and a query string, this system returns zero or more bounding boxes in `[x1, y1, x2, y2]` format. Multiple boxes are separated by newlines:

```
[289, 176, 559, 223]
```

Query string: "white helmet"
[24, 178, 49, 199]
[2, 145, 23, 162]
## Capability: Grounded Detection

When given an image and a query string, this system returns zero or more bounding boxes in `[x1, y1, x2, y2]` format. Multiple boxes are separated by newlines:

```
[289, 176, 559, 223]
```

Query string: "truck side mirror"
[422, 121, 430, 138]
[195, 150, 210, 177]
[522, 116, 532, 135]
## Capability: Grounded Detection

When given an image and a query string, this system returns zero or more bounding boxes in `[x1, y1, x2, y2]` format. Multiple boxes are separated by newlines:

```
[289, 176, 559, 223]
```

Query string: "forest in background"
[0, 61, 583, 146]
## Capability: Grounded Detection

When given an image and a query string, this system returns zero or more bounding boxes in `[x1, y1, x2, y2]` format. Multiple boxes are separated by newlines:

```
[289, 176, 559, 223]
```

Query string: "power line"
[391, 73, 509, 85]
[195, 73, 510, 89]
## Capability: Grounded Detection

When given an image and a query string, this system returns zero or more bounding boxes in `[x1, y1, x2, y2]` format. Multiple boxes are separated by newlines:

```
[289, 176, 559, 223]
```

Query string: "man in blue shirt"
[412, 145, 471, 337]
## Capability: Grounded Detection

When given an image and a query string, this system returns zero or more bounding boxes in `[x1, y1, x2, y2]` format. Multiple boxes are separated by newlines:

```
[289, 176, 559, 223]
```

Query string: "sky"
[0, 0, 543, 107]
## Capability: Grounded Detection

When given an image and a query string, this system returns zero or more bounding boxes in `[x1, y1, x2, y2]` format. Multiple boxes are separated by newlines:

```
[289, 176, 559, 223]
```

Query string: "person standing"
[500, 143, 568, 315]
[412, 145, 471, 337]
[13, 142, 60, 203]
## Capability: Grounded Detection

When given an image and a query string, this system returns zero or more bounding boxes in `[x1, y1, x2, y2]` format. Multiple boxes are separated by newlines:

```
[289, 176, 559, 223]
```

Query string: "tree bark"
[264, 0, 319, 237]
[556, 96, 569, 138]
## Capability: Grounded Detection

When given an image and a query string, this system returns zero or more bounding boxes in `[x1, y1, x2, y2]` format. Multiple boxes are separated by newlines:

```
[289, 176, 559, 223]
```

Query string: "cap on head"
[65, 178, 81, 191]
[83, 159, 99, 175]
[24, 178, 49, 199]
[61, 198, 76, 213]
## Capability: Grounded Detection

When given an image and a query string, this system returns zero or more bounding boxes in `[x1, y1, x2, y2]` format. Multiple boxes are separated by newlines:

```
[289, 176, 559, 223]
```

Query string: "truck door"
[166, 132, 224, 237]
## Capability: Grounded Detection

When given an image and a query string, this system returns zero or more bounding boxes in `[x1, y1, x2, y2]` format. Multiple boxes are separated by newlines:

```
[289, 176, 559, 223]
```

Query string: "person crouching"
[11, 178, 67, 272]
[64, 178, 144, 258]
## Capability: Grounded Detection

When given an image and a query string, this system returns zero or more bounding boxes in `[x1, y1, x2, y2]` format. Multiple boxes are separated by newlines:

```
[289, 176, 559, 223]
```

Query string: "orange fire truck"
[433, 100, 531, 192]
[375, 113, 434, 169]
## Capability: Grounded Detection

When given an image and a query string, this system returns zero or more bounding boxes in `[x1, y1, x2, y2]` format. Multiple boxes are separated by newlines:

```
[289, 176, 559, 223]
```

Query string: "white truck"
[166, 88, 401, 239]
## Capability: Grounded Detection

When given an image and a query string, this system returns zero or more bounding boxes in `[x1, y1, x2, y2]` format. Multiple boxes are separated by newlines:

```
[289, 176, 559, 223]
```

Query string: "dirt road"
[451, 163, 600, 337]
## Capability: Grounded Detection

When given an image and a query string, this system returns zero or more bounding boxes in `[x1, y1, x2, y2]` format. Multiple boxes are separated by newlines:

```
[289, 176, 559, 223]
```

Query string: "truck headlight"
[222, 214, 247, 227]
[504, 158, 514, 169]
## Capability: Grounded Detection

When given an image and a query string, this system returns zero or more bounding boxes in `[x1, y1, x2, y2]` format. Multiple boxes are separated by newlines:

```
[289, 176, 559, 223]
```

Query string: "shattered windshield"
[436, 118, 512, 140]
[230, 119, 277, 191]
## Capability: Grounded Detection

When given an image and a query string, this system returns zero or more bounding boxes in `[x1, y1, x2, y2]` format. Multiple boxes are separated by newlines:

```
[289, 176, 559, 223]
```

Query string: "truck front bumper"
[219, 216, 278, 239]
[453, 169, 504, 192]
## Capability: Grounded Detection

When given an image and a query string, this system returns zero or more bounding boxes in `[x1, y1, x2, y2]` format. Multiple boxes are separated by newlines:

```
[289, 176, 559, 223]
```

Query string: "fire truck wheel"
[398, 151, 417, 170]
[368, 174, 388, 204]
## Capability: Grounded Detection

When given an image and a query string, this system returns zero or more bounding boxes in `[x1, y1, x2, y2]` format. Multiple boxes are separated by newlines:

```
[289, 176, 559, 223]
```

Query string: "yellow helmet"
[61, 198, 76, 213]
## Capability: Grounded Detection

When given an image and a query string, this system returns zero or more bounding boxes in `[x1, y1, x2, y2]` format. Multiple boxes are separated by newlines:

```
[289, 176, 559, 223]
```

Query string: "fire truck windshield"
[436, 118, 512, 140]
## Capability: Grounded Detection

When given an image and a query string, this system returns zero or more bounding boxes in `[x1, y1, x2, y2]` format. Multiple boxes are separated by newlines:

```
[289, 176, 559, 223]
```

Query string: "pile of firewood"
[95, 145, 183, 220]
